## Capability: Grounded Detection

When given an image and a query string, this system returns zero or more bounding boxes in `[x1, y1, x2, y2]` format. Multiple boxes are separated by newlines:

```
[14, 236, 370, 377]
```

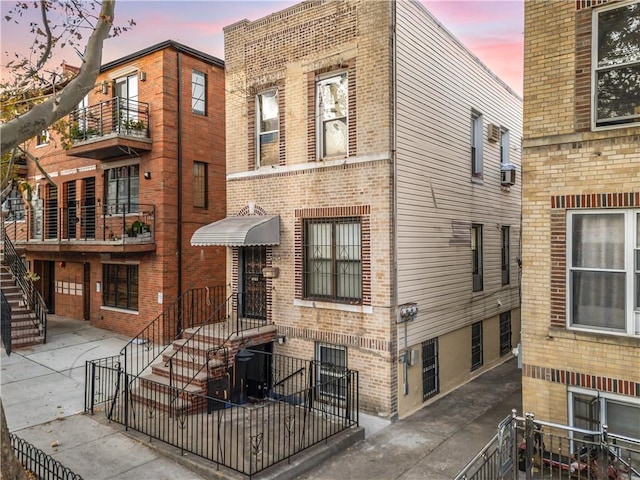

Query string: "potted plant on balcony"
[121, 118, 146, 137]
[131, 220, 150, 238]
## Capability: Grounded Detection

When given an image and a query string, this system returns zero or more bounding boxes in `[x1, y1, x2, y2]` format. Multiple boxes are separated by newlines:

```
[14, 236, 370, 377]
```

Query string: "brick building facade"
[4, 41, 227, 338]
[197, 0, 522, 419]
[521, 0, 640, 437]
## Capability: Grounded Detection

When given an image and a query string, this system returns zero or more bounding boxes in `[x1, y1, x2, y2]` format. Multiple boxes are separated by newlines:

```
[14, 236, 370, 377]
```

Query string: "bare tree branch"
[0, 0, 116, 156]
[36, 1, 54, 70]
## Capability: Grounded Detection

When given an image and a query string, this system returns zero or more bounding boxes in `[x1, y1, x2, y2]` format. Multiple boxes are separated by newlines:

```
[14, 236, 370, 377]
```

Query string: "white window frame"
[316, 72, 348, 159]
[566, 209, 639, 336]
[569, 387, 640, 438]
[256, 89, 279, 167]
[591, 0, 640, 130]
[315, 342, 347, 400]
[471, 110, 483, 178]
[36, 129, 50, 147]
[500, 128, 510, 165]
[192, 70, 206, 115]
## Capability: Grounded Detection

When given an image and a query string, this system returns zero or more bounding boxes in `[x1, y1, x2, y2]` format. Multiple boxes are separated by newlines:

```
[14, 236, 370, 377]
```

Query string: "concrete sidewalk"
[1, 315, 522, 479]
[1, 315, 206, 480]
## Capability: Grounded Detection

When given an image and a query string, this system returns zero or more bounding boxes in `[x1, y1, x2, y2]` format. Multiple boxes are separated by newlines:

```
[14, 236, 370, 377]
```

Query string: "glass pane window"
[105, 165, 139, 214]
[593, 2, 640, 127]
[102, 264, 138, 311]
[192, 70, 206, 115]
[502, 226, 510, 286]
[193, 161, 207, 208]
[471, 111, 483, 177]
[471, 321, 483, 371]
[315, 342, 347, 400]
[36, 130, 49, 146]
[499, 311, 512, 356]
[304, 218, 361, 303]
[317, 73, 348, 158]
[500, 128, 510, 165]
[568, 209, 639, 334]
[257, 90, 279, 167]
[472, 224, 483, 292]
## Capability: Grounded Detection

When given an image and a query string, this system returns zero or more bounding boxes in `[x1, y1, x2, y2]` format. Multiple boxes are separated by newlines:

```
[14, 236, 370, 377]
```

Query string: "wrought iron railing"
[85, 351, 359, 478]
[4, 203, 156, 244]
[120, 285, 228, 379]
[1, 221, 47, 341]
[11, 433, 83, 480]
[69, 97, 150, 143]
[1, 290, 11, 355]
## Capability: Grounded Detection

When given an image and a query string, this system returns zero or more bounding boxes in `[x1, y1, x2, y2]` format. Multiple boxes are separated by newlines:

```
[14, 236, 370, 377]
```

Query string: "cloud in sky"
[1, 0, 523, 94]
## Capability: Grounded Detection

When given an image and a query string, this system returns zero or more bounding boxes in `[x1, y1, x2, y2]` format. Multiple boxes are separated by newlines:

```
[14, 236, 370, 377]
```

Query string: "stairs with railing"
[0, 222, 47, 349]
[116, 287, 278, 416]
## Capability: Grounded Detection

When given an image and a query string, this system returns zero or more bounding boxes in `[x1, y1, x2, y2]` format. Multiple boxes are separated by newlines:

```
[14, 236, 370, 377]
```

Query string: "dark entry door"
[241, 246, 267, 320]
[245, 343, 273, 400]
[35, 260, 55, 313]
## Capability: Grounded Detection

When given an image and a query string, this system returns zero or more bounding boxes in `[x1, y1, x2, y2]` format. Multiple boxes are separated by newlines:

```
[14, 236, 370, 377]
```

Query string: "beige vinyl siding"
[394, 0, 523, 348]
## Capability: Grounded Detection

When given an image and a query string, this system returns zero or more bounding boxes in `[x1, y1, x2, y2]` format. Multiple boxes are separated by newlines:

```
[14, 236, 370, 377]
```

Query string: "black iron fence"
[1, 290, 11, 355]
[69, 97, 150, 142]
[10, 433, 83, 480]
[86, 350, 359, 478]
[455, 410, 640, 480]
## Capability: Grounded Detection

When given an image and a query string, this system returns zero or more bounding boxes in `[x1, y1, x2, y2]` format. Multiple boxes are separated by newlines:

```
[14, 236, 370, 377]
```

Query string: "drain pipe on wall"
[176, 51, 183, 300]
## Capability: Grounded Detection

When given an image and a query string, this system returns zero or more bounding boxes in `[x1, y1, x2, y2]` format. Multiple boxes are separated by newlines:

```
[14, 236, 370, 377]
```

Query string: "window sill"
[294, 298, 373, 315]
[100, 306, 139, 315]
[471, 176, 484, 185]
[548, 326, 640, 347]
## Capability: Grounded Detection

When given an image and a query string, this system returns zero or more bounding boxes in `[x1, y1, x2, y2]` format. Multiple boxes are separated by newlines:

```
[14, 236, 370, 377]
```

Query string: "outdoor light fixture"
[101, 81, 109, 95]
[236, 348, 254, 362]
[143, 171, 151, 180]
[139, 71, 147, 82]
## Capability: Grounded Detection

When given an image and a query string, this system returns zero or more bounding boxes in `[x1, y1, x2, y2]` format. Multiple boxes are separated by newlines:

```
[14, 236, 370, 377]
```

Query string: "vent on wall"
[488, 123, 501, 143]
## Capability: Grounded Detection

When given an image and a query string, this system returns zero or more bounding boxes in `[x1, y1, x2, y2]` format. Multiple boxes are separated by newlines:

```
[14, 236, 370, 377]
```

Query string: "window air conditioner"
[501, 163, 516, 186]
[488, 123, 501, 143]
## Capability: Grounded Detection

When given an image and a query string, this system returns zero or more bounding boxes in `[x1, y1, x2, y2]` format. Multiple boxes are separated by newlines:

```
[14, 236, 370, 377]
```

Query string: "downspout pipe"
[177, 52, 183, 308]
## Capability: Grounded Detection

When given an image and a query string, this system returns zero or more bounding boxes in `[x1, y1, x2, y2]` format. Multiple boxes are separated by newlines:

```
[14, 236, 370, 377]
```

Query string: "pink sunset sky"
[1, 0, 524, 96]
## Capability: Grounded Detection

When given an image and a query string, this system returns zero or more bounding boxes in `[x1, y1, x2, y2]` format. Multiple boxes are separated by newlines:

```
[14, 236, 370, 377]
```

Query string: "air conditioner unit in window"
[501, 163, 516, 186]
[488, 123, 501, 143]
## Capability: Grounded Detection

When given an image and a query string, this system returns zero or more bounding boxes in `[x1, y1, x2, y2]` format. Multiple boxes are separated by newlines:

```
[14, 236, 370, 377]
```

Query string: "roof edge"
[100, 40, 224, 72]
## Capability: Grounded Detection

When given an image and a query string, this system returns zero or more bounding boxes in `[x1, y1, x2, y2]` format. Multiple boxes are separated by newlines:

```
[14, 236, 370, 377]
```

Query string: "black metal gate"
[241, 246, 267, 320]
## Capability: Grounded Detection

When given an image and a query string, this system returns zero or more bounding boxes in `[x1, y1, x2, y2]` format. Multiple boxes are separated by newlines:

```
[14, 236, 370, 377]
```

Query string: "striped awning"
[190, 215, 280, 247]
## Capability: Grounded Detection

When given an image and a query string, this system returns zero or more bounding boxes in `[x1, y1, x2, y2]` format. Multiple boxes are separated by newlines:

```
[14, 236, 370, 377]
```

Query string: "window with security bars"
[499, 311, 512, 356]
[304, 218, 362, 303]
[501, 226, 510, 286]
[471, 321, 483, 371]
[422, 338, 439, 400]
[102, 264, 138, 311]
[315, 342, 347, 400]
[472, 224, 483, 292]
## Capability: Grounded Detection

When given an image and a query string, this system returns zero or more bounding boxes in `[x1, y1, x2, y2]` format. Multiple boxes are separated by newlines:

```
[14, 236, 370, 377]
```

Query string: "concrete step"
[150, 361, 209, 389]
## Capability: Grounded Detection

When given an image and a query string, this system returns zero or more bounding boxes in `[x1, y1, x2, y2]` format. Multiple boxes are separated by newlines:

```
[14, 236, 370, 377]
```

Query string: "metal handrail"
[1, 221, 47, 341]
[1, 291, 11, 355]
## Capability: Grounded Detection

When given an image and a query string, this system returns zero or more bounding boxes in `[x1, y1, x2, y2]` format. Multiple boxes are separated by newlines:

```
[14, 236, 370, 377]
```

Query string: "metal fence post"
[524, 412, 535, 480]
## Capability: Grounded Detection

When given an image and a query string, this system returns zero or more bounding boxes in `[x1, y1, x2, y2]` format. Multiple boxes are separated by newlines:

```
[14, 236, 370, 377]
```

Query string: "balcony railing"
[3, 203, 155, 247]
[69, 97, 150, 143]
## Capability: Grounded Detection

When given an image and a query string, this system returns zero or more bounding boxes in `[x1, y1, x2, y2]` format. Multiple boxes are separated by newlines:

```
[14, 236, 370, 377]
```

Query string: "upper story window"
[471, 111, 483, 178]
[472, 224, 483, 292]
[592, 1, 640, 128]
[256, 89, 279, 167]
[193, 161, 207, 208]
[501, 225, 510, 286]
[192, 70, 206, 115]
[500, 128, 510, 165]
[36, 129, 49, 146]
[567, 209, 639, 335]
[105, 165, 139, 214]
[304, 217, 361, 303]
[317, 73, 348, 159]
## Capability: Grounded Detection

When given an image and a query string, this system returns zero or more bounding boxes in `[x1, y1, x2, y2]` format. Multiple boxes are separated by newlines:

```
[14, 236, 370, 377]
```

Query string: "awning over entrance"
[191, 215, 280, 247]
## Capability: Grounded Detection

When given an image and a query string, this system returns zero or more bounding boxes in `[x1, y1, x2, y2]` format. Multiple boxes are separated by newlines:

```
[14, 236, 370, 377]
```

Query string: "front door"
[240, 246, 267, 320]
[245, 343, 273, 400]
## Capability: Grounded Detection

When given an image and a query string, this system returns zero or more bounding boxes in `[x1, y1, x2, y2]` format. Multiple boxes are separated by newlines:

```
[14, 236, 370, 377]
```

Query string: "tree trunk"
[1, 399, 28, 480]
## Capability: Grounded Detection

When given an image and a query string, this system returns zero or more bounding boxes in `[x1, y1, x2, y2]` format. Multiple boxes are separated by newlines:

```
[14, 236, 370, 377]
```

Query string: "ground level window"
[422, 338, 439, 400]
[315, 342, 347, 400]
[103, 264, 138, 310]
[471, 321, 483, 371]
[499, 311, 512, 356]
